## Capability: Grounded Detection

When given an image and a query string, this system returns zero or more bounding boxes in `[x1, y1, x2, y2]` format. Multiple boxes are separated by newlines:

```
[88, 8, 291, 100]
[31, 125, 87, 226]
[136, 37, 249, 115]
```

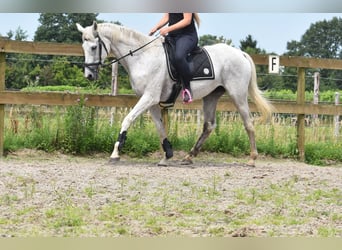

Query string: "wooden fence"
[1, 39, 342, 160]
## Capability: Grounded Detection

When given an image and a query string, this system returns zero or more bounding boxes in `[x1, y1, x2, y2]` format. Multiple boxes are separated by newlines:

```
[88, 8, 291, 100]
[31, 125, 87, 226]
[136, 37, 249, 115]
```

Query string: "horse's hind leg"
[231, 96, 258, 167]
[182, 87, 225, 165]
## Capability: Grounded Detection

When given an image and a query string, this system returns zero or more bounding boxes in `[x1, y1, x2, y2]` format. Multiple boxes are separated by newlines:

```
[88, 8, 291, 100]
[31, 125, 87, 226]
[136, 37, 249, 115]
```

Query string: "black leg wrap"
[162, 138, 173, 159]
[117, 131, 127, 152]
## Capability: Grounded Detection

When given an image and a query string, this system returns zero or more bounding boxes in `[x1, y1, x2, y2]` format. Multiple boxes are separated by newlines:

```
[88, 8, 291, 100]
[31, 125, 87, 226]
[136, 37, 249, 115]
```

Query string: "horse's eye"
[91, 45, 97, 51]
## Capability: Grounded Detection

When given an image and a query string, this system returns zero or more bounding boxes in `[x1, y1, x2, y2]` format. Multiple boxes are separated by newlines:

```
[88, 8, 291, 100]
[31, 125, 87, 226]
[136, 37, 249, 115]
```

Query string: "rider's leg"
[174, 35, 198, 103]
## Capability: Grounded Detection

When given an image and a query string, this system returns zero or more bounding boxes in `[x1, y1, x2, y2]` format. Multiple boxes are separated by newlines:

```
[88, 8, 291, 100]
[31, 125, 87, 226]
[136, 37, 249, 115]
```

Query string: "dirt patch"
[0, 150, 341, 237]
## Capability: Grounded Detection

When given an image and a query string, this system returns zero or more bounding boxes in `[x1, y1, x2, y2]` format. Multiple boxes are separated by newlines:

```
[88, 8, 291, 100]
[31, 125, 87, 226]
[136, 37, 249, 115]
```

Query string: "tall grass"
[4, 104, 342, 165]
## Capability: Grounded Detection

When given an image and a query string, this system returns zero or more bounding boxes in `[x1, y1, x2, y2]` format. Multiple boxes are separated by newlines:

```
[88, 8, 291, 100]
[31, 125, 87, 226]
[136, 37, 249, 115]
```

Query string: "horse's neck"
[100, 24, 151, 64]
[99, 23, 163, 85]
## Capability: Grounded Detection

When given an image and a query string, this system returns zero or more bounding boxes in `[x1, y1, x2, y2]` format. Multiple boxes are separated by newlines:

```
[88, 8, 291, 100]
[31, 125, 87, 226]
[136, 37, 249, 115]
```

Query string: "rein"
[84, 34, 161, 70]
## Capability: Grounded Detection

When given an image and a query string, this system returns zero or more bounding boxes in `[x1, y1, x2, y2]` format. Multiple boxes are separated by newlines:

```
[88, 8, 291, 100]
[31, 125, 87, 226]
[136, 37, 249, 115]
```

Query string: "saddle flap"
[163, 38, 215, 82]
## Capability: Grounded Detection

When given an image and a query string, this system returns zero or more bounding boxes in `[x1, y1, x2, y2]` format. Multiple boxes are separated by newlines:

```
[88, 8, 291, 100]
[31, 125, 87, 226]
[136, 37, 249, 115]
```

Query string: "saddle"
[159, 37, 215, 108]
[163, 37, 215, 82]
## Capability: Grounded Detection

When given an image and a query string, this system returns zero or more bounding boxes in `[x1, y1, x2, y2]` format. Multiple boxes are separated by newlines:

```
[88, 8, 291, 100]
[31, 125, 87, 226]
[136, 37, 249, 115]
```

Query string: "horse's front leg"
[149, 105, 173, 166]
[109, 94, 157, 163]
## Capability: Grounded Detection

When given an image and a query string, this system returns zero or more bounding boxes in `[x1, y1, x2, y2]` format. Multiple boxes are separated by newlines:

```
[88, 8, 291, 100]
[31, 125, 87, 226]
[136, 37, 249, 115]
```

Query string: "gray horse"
[76, 22, 273, 166]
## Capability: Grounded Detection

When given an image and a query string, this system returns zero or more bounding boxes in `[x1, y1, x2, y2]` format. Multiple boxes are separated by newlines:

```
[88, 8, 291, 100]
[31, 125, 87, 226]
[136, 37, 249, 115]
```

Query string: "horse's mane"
[97, 22, 151, 44]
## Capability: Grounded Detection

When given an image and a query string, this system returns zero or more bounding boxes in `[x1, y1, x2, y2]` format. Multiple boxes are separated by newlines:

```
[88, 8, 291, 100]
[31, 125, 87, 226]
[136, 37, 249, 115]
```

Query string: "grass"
[4, 105, 342, 165]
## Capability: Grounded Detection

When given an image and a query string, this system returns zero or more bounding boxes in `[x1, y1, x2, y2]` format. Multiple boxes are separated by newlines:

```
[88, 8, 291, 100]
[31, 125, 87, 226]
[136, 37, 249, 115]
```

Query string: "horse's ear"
[93, 21, 98, 30]
[92, 21, 99, 37]
[76, 23, 85, 33]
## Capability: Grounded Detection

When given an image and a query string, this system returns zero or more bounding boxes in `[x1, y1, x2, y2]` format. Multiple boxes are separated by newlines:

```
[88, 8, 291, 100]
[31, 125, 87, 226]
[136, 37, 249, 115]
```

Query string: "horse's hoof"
[158, 158, 168, 166]
[181, 154, 193, 165]
[181, 159, 193, 165]
[108, 157, 120, 164]
[246, 160, 256, 167]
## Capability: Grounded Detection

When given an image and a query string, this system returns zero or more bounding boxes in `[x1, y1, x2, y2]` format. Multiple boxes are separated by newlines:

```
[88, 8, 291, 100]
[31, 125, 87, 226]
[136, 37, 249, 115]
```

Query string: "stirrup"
[182, 89, 193, 104]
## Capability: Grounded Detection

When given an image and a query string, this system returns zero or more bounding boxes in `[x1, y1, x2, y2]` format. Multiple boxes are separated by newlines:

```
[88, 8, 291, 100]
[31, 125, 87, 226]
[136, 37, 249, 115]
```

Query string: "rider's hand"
[149, 27, 158, 36]
[159, 27, 169, 37]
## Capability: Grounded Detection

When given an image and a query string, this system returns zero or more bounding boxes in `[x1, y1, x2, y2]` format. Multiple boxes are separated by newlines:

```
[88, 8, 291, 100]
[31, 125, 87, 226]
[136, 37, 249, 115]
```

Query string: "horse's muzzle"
[84, 64, 99, 81]
[86, 72, 97, 81]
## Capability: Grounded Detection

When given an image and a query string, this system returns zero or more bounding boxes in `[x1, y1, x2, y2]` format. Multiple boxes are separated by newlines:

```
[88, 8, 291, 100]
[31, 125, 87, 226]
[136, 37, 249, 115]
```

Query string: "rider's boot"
[181, 78, 192, 104]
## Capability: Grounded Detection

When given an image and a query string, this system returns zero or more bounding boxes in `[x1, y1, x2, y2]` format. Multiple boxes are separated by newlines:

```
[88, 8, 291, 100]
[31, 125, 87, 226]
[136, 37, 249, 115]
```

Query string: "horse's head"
[76, 22, 110, 80]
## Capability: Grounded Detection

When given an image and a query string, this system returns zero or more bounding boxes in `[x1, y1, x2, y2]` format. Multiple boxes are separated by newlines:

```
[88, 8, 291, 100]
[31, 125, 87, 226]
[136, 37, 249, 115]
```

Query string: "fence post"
[111, 62, 118, 96]
[296, 67, 306, 161]
[110, 63, 118, 126]
[335, 92, 340, 137]
[0, 52, 5, 158]
[313, 72, 320, 121]
[162, 108, 169, 136]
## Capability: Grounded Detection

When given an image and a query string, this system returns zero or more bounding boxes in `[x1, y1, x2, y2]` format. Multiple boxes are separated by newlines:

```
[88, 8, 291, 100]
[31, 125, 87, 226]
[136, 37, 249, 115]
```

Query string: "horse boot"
[181, 78, 193, 104]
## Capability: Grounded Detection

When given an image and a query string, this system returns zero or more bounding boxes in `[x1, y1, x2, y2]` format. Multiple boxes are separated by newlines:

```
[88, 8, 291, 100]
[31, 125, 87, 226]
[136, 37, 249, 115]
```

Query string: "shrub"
[62, 97, 96, 154]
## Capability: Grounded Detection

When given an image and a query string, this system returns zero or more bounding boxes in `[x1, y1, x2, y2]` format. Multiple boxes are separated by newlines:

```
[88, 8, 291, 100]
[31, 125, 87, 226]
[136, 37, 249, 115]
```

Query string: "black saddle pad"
[163, 38, 215, 82]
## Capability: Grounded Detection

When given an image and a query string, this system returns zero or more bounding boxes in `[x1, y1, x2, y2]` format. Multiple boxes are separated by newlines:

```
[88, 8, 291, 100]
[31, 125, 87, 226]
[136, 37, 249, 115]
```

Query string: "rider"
[149, 13, 200, 104]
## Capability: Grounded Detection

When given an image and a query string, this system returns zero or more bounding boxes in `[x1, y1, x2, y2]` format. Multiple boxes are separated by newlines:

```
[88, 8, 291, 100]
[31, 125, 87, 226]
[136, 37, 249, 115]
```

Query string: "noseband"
[84, 35, 109, 76]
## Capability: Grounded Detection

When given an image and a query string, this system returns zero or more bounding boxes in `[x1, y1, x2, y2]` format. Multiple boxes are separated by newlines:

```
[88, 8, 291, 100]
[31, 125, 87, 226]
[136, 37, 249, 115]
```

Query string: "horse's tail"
[244, 52, 274, 123]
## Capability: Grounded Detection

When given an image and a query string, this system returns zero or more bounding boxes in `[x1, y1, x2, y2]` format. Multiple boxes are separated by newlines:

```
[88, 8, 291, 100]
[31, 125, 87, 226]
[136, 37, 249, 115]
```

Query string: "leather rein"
[84, 34, 161, 73]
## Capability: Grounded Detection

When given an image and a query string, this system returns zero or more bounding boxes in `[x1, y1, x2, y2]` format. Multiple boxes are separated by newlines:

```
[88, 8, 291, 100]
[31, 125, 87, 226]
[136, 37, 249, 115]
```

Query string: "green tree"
[34, 13, 98, 43]
[239, 35, 284, 90]
[285, 16, 342, 90]
[32, 13, 99, 88]
[199, 34, 232, 46]
[51, 57, 89, 86]
[287, 17, 341, 59]
[240, 34, 261, 54]
[4, 27, 37, 89]
[6, 27, 28, 41]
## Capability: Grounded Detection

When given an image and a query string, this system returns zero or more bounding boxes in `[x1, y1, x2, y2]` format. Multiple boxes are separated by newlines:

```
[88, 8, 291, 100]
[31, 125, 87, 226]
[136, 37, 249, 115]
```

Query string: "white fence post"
[335, 92, 340, 137]
[111, 63, 118, 96]
[313, 72, 320, 121]
[110, 63, 119, 126]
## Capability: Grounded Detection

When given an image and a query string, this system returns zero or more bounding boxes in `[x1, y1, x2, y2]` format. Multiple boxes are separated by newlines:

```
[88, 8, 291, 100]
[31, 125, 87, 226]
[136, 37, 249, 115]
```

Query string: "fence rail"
[1, 39, 341, 159]
[0, 91, 341, 115]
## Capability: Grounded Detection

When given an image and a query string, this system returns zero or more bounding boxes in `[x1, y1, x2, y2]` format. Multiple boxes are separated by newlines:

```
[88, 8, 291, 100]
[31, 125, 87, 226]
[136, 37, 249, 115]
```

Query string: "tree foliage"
[240, 34, 261, 54]
[6, 27, 28, 41]
[285, 16, 342, 90]
[199, 34, 232, 46]
[5, 27, 36, 89]
[34, 13, 98, 43]
[286, 17, 341, 59]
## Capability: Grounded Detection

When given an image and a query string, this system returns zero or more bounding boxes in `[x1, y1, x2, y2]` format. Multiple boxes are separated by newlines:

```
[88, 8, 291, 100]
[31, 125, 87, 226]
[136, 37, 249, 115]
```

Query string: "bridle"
[84, 33, 161, 76]
[83, 35, 110, 76]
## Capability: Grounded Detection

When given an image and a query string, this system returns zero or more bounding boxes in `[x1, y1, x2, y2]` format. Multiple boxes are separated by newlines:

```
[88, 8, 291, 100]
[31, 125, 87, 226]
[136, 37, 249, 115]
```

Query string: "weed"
[0, 194, 19, 206]
[63, 96, 96, 154]
[52, 206, 85, 228]
[16, 207, 35, 217]
[208, 175, 221, 199]
[208, 226, 225, 236]
[84, 185, 96, 199]
[317, 226, 339, 237]
[45, 209, 56, 219]
[182, 180, 191, 187]
[116, 227, 128, 235]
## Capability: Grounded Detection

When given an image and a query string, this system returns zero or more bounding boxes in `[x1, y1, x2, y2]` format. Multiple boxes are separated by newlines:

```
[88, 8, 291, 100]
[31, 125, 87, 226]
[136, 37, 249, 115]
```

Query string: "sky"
[0, 13, 340, 55]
